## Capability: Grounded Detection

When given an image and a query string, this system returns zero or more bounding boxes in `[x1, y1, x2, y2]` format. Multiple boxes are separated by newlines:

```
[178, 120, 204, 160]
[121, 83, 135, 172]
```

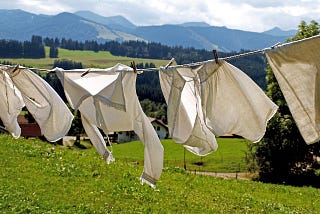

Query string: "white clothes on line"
[55, 64, 164, 188]
[160, 60, 277, 154]
[199, 60, 278, 142]
[6, 67, 74, 142]
[160, 66, 218, 156]
[0, 69, 24, 138]
[265, 36, 320, 144]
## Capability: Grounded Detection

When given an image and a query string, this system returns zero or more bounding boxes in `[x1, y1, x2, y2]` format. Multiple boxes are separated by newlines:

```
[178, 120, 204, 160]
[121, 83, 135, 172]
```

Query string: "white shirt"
[55, 64, 164, 187]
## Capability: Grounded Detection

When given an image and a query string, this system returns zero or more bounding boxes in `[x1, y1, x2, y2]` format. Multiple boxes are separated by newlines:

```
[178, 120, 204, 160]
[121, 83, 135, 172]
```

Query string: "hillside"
[1, 134, 319, 213]
[0, 9, 295, 52]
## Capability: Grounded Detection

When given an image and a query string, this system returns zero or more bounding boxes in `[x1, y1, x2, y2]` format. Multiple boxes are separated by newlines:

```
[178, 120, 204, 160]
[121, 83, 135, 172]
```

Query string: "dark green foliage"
[49, 45, 58, 58]
[0, 35, 45, 58]
[140, 99, 167, 123]
[67, 108, 84, 136]
[247, 20, 320, 187]
[53, 59, 83, 70]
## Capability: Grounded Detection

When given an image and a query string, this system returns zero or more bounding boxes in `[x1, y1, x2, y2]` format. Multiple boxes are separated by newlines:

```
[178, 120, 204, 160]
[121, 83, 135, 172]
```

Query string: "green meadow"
[113, 138, 249, 172]
[1, 134, 320, 213]
[0, 47, 169, 69]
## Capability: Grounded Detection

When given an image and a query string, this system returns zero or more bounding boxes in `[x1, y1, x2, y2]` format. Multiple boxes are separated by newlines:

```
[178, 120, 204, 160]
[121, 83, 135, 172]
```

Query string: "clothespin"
[164, 58, 175, 69]
[12, 64, 19, 73]
[213, 50, 219, 64]
[130, 61, 137, 73]
[81, 69, 90, 77]
[271, 42, 282, 49]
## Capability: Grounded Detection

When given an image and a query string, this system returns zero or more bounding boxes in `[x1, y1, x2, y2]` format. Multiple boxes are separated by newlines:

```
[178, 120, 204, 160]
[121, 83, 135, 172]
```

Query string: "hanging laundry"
[198, 60, 278, 142]
[54, 64, 164, 188]
[3, 66, 74, 142]
[159, 66, 218, 156]
[160, 60, 277, 154]
[265, 35, 320, 144]
[0, 68, 24, 138]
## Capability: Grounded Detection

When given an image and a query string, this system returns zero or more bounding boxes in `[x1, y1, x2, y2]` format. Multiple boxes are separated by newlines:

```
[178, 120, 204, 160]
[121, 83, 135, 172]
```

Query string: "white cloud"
[1, 0, 320, 31]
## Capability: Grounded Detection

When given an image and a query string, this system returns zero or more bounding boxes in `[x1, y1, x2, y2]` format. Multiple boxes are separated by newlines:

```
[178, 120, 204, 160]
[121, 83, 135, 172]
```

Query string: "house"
[17, 115, 42, 138]
[117, 117, 169, 143]
[149, 117, 168, 139]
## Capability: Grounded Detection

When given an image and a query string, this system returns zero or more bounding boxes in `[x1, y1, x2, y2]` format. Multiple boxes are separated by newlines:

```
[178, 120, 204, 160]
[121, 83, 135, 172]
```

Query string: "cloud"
[1, 0, 319, 31]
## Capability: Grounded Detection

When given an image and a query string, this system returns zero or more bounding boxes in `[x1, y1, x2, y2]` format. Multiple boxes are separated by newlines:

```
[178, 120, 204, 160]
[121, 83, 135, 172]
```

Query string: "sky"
[1, 0, 320, 32]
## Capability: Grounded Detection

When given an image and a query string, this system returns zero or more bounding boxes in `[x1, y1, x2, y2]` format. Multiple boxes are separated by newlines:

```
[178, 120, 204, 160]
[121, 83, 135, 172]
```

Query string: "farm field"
[0, 47, 169, 69]
[1, 134, 319, 213]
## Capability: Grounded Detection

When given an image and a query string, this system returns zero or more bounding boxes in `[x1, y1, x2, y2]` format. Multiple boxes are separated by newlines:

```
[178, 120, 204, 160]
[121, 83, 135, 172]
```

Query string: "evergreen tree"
[49, 45, 58, 58]
[248, 20, 320, 187]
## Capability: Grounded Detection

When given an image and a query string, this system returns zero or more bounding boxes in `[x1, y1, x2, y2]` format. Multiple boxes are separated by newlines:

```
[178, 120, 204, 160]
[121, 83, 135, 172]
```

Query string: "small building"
[117, 117, 168, 143]
[17, 115, 42, 138]
[149, 117, 168, 139]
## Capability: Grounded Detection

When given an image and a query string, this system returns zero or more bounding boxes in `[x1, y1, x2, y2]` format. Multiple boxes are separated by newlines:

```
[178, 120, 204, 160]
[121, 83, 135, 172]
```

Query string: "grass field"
[1, 134, 320, 213]
[113, 138, 249, 172]
[0, 47, 169, 69]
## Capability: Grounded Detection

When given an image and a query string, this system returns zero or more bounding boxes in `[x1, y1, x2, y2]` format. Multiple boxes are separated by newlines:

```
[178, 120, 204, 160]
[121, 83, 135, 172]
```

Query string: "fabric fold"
[159, 66, 218, 156]
[56, 63, 164, 187]
[0, 69, 24, 138]
[160, 60, 277, 155]
[0, 66, 73, 141]
[6, 67, 74, 142]
[265, 35, 320, 144]
[198, 60, 278, 142]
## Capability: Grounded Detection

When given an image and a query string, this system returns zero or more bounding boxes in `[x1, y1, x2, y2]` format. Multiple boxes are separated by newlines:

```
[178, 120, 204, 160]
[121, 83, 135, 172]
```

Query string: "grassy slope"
[1, 134, 319, 213]
[0, 47, 169, 69]
[113, 138, 249, 172]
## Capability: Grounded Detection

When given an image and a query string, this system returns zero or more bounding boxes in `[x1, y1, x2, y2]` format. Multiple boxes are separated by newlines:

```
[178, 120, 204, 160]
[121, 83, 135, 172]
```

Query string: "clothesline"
[0, 44, 276, 73]
[1, 34, 319, 73]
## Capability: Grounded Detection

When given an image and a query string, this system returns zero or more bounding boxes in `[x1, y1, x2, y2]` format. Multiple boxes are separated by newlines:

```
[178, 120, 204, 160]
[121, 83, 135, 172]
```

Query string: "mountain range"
[0, 9, 296, 52]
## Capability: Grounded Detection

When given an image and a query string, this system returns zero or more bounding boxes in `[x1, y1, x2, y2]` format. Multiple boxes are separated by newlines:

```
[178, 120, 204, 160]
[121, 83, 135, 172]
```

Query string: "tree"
[49, 45, 58, 58]
[247, 20, 320, 187]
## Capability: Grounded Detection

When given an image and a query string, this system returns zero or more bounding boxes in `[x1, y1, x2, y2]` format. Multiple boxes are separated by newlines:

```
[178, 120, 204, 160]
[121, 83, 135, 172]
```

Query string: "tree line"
[0, 35, 45, 58]
[0, 34, 268, 88]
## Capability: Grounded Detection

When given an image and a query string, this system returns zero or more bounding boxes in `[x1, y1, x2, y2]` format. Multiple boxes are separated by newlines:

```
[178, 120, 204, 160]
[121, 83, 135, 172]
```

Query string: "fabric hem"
[140, 172, 157, 188]
[103, 150, 115, 164]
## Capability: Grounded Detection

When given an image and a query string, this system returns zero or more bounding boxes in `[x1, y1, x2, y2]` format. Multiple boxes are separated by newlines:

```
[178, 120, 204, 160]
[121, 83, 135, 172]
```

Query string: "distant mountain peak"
[180, 22, 211, 27]
[263, 27, 296, 37]
[74, 11, 136, 32]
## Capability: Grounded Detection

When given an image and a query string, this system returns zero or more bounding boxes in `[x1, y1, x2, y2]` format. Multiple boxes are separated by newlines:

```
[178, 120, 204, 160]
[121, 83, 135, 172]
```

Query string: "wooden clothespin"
[130, 61, 137, 73]
[81, 69, 90, 77]
[212, 50, 219, 64]
[12, 64, 19, 73]
[164, 58, 175, 69]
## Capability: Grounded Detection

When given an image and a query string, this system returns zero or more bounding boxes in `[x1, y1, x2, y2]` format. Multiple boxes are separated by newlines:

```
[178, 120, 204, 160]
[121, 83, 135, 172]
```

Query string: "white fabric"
[198, 60, 278, 142]
[81, 114, 115, 164]
[0, 69, 24, 138]
[6, 67, 73, 142]
[159, 66, 218, 156]
[55, 64, 164, 187]
[160, 60, 277, 154]
[265, 36, 320, 144]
